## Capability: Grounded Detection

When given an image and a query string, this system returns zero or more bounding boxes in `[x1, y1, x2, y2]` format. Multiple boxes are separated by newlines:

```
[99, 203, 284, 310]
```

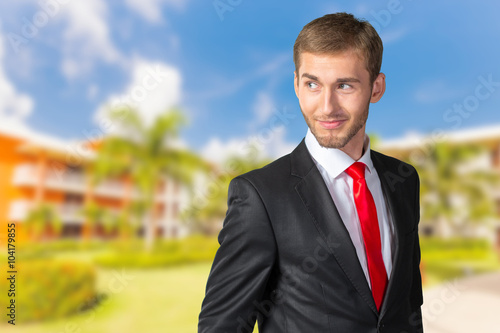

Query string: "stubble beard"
[303, 103, 370, 149]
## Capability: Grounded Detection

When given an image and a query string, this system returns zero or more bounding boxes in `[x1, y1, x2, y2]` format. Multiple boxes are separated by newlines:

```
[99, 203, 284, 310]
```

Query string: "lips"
[317, 119, 347, 130]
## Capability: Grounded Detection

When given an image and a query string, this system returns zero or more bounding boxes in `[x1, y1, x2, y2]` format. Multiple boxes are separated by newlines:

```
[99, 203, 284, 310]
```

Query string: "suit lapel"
[291, 140, 378, 315]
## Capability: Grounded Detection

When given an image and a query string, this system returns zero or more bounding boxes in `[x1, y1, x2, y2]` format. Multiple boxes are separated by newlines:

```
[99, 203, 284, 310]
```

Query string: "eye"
[307, 82, 319, 89]
[338, 83, 352, 90]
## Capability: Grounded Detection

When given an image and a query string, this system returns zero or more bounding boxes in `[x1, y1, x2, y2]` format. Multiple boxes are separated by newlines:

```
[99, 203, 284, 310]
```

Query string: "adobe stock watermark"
[380, 160, 417, 193]
[213, 0, 243, 21]
[408, 278, 467, 332]
[408, 73, 499, 166]
[442, 74, 499, 130]
[8, 0, 73, 54]
[369, 0, 415, 32]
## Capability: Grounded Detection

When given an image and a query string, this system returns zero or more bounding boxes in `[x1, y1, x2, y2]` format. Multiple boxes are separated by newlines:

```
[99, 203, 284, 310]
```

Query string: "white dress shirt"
[304, 129, 395, 288]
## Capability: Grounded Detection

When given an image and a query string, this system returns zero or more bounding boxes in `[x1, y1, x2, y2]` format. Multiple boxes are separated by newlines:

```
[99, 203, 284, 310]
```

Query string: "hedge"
[420, 237, 491, 252]
[420, 237, 493, 262]
[0, 260, 97, 323]
[95, 235, 220, 268]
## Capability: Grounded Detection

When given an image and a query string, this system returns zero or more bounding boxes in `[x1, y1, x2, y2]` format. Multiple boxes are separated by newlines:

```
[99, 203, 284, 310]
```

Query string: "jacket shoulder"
[371, 149, 416, 170]
[371, 149, 419, 182]
[237, 153, 293, 186]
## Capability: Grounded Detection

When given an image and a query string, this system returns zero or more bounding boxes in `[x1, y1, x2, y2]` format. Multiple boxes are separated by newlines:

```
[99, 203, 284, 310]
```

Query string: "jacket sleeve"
[198, 176, 277, 333]
[410, 172, 424, 331]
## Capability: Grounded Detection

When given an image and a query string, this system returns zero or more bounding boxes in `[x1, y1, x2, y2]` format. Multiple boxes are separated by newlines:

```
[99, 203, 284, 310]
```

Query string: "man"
[199, 12, 423, 332]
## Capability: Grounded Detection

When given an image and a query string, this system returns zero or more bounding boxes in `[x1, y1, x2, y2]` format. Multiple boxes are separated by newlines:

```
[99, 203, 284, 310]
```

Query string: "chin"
[315, 133, 349, 149]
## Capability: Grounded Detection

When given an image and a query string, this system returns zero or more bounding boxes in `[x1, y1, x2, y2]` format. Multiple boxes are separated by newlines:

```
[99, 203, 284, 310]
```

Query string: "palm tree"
[24, 204, 62, 241]
[92, 107, 209, 250]
[412, 142, 500, 237]
[114, 200, 146, 240]
[80, 201, 113, 239]
[183, 150, 271, 235]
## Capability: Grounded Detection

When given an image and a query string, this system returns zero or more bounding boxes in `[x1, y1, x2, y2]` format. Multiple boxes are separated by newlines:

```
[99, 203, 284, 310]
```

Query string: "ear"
[370, 72, 386, 103]
[294, 71, 299, 98]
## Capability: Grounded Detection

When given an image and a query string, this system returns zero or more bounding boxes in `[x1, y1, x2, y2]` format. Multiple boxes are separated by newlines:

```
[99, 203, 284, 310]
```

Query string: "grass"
[420, 237, 500, 287]
[422, 251, 500, 287]
[0, 237, 498, 332]
[0, 263, 213, 333]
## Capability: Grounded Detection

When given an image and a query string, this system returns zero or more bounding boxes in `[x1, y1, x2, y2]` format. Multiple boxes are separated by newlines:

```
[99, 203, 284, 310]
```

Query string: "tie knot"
[345, 162, 366, 180]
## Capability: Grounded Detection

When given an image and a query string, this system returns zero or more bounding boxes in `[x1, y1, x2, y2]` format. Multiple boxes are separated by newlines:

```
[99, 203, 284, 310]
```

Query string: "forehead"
[297, 51, 369, 81]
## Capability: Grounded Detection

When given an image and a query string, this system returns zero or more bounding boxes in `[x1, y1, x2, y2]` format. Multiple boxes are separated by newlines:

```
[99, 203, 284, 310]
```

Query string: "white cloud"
[414, 79, 462, 104]
[0, 0, 125, 79]
[200, 125, 296, 165]
[0, 26, 34, 122]
[253, 52, 289, 77]
[0, 26, 4, 59]
[252, 91, 275, 127]
[125, 0, 187, 23]
[200, 137, 252, 165]
[268, 125, 296, 158]
[59, 0, 124, 79]
[95, 58, 182, 130]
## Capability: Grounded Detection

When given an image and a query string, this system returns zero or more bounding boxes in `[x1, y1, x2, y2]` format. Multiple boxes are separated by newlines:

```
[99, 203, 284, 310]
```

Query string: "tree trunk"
[143, 189, 158, 251]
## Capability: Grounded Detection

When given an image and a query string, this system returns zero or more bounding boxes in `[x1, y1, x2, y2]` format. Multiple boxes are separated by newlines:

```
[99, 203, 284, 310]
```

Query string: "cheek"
[298, 92, 318, 115]
[341, 93, 369, 114]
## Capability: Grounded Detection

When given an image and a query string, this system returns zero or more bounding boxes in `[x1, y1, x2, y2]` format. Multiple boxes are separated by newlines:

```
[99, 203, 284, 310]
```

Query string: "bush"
[0, 260, 97, 323]
[17, 239, 112, 259]
[419, 237, 500, 285]
[420, 237, 491, 252]
[420, 237, 492, 261]
[95, 235, 220, 268]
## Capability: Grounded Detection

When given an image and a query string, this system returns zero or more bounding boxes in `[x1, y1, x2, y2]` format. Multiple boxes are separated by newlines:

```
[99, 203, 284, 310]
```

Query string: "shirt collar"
[304, 128, 374, 179]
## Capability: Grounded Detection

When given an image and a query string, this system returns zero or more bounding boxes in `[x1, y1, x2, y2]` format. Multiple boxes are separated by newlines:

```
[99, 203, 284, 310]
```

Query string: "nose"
[321, 86, 339, 116]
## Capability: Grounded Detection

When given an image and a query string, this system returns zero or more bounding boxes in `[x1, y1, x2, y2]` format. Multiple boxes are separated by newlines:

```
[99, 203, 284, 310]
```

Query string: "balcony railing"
[11, 164, 184, 206]
[8, 200, 124, 224]
[8, 200, 84, 223]
[8, 200, 32, 221]
[12, 164, 140, 199]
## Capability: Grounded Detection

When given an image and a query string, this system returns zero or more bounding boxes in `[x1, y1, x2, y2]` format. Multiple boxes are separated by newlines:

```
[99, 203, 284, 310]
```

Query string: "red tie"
[345, 162, 388, 311]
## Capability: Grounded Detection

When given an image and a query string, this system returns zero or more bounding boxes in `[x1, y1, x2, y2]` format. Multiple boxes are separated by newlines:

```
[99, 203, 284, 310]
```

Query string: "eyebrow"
[301, 73, 361, 83]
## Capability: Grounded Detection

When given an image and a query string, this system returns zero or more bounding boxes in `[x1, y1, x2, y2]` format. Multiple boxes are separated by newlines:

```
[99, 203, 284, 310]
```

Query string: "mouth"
[317, 119, 347, 130]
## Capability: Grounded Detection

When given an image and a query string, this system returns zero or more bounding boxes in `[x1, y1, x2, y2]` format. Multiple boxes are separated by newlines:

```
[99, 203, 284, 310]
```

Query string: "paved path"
[422, 271, 500, 332]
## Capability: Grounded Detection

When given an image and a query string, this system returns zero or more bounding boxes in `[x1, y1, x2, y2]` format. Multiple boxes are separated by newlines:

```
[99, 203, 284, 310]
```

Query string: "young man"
[199, 13, 423, 333]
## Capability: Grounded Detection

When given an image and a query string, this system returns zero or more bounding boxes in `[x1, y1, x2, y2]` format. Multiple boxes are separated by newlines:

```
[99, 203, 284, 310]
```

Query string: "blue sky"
[1, 0, 499, 161]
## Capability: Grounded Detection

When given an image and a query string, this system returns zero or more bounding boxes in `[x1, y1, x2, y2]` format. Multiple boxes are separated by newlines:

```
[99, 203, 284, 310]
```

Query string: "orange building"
[0, 123, 187, 244]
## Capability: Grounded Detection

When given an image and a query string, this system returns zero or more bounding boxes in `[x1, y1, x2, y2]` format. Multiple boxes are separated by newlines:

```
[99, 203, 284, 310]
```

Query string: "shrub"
[0, 260, 97, 323]
[17, 239, 111, 259]
[420, 237, 492, 262]
[419, 237, 499, 285]
[95, 235, 220, 268]
[420, 237, 491, 252]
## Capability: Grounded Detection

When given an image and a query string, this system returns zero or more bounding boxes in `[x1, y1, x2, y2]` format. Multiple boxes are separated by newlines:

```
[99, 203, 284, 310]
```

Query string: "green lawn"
[0, 263, 213, 333]
[420, 237, 500, 287]
[1, 236, 498, 332]
[422, 253, 500, 286]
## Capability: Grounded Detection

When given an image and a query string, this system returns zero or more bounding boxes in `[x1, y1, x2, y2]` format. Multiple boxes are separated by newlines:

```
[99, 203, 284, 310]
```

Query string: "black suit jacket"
[199, 140, 423, 333]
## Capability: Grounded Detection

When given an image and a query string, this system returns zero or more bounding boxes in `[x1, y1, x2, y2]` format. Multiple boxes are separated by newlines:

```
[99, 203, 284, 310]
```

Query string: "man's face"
[294, 50, 385, 152]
